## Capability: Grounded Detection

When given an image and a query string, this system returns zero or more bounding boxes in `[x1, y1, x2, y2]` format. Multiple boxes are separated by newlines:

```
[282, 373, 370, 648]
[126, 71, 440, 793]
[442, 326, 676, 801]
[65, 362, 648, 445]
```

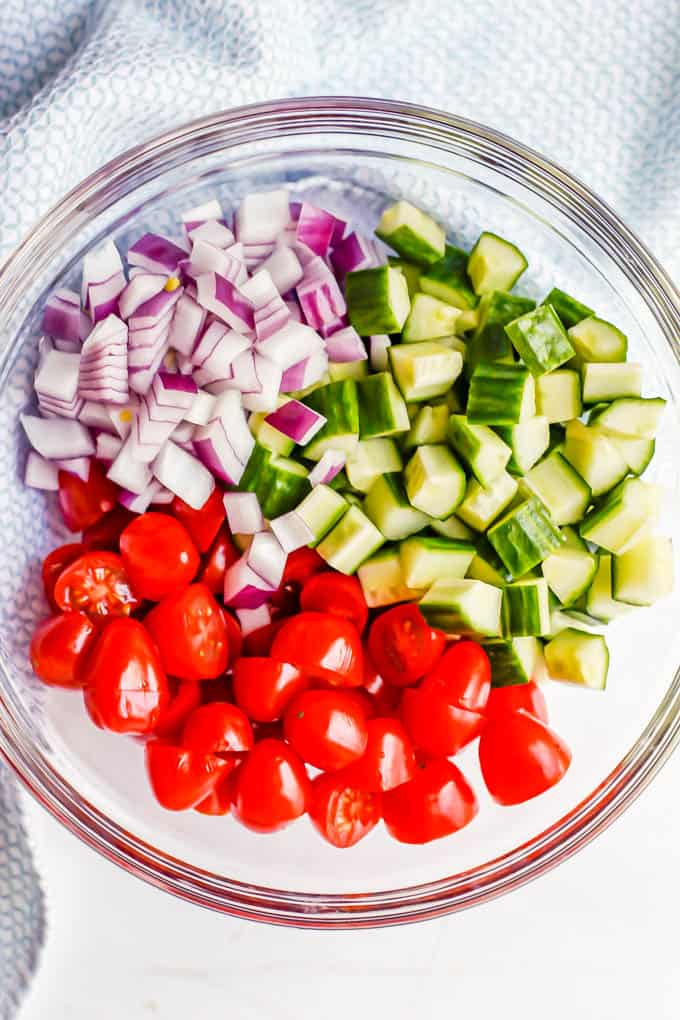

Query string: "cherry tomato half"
[83, 618, 168, 734]
[363, 654, 402, 717]
[367, 605, 445, 687]
[478, 710, 571, 806]
[340, 718, 416, 793]
[119, 512, 199, 601]
[194, 763, 242, 816]
[82, 505, 135, 551]
[242, 619, 285, 657]
[53, 551, 140, 620]
[283, 689, 368, 772]
[29, 612, 96, 688]
[181, 701, 254, 755]
[271, 611, 363, 688]
[41, 542, 85, 611]
[422, 641, 491, 713]
[153, 678, 202, 740]
[146, 741, 231, 811]
[401, 686, 485, 758]
[486, 680, 549, 725]
[309, 773, 381, 849]
[300, 572, 368, 633]
[232, 738, 310, 832]
[222, 610, 243, 668]
[200, 524, 240, 594]
[382, 758, 478, 844]
[144, 583, 228, 681]
[270, 547, 325, 612]
[232, 657, 309, 723]
[171, 487, 225, 552]
[58, 461, 119, 532]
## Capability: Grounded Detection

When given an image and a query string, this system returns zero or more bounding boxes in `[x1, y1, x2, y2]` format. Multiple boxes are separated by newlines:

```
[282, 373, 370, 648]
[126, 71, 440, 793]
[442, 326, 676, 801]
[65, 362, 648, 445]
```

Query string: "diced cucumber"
[435, 335, 467, 357]
[403, 444, 466, 519]
[375, 200, 445, 266]
[563, 420, 628, 498]
[403, 403, 450, 450]
[544, 628, 609, 690]
[548, 423, 566, 455]
[495, 416, 550, 475]
[302, 380, 359, 461]
[487, 496, 563, 579]
[612, 534, 674, 606]
[402, 294, 464, 342]
[419, 245, 478, 310]
[346, 266, 410, 335]
[430, 514, 475, 541]
[547, 606, 601, 637]
[363, 473, 429, 540]
[502, 578, 551, 636]
[505, 304, 575, 376]
[522, 450, 591, 526]
[542, 526, 598, 605]
[579, 477, 661, 553]
[356, 372, 410, 438]
[316, 504, 384, 574]
[447, 414, 511, 486]
[466, 536, 512, 586]
[399, 535, 475, 588]
[466, 290, 535, 374]
[541, 287, 594, 329]
[457, 471, 518, 532]
[601, 431, 655, 476]
[387, 257, 421, 298]
[295, 484, 348, 547]
[389, 342, 463, 402]
[581, 362, 642, 403]
[419, 578, 503, 637]
[239, 443, 310, 518]
[467, 363, 535, 425]
[585, 554, 633, 622]
[483, 637, 545, 687]
[567, 316, 627, 363]
[588, 397, 666, 440]
[249, 409, 295, 456]
[345, 438, 403, 493]
[357, 546, 424, 607]
[328, 360, 369, 382]
[535, 369, 582, 423]
[467, 232, 528, 295]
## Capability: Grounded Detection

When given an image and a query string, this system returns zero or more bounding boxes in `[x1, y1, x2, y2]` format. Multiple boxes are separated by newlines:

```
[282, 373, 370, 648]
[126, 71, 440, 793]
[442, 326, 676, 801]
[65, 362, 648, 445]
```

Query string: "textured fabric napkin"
[1, 0, 679, 1014]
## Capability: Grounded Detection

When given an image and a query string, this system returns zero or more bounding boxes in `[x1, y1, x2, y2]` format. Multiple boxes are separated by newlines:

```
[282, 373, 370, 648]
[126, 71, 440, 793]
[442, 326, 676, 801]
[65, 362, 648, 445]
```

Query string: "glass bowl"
[1, 97, 679, 929]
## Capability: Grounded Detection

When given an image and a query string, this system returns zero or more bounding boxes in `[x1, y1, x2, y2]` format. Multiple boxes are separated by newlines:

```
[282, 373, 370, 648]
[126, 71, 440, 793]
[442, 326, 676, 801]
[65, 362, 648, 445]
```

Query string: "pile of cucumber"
[240, 199, 674, 692]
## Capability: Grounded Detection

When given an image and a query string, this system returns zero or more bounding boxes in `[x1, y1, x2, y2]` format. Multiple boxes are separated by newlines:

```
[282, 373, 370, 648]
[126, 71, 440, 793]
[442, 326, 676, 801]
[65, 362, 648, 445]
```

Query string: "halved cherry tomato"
[53, 551, 140, 620]
[341, 687, 379, 720]
[198, 676, 234, 704]
[340, 718, 416, 793]
[222, 610, 243, 668]
[58, 461, 119, 532]
[367, 605, 445, 687]
[194, 762, 243, 815]
[362, 653, 402, 717]
[41, 542, 84, 610]
[144, 583, 228, 681]
[83, 618, 168, 734]
[401, 686, 485, 757]
[232, 657, 308, 723]
[153, 678, 202, 740]
[382, 758, 478, 844]
[423, 641, 491, 713]
[82, 506, 135, 550]
[119, 512, 199, 601]
[232, 738, 310, 832]
[283, 689, 368, 772]
[29, 612, 95, 688]
[300, 572, 368, 633]
[146, 741, 231, 811]
[486, 680, 549, 725]
[181, 701, 254, 754]
[270, 546, 325, 611]
[271, 611, 363, 688]
[479, 710, 571, 806]
[171, 487, 225, 552]
[309, 773, 381, 848]
[242, 619, 285, 657]
[200, 524, 240, 594]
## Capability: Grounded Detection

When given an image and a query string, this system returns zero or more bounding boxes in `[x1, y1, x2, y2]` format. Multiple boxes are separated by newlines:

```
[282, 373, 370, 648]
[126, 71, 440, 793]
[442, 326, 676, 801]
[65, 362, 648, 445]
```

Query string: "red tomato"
[309, 773, 381, 848]
[53, 551, 140, 620]
[83, 618, 168, 734]
[171, 487, 225, 552]
[200, 524, 240, 594]
[479, 710, 571, 806]
[271, 611, 363, 688]
[300, 572, 368, 633]
[363, 654, 402, 717]
[198, 675, 234, 704]
[341, 687, 379, 720]
[222, 610, 243, 668]
[283, 689, 368, 772]
[401, 686, 485, 757]
[146, 741, 231, 811]
[194, 764, 242, 816]
[232, 657, 308, 723]
[41, 543, 85, 610]
[153, 678, 202, 740]
[58, 461, 119, 532]
[144, 583, 228, 681]
[340, 718, 416, 792]
[270, 546, 325, 612]
[29, 612, 96, 688]
[119, 512, 199, 601]
[181, 701, 254, 754]
[242, 619, 285, 657]
[422, 641, 491, 712]
[382, 758, 478, 844]
[82, 506, 135, 550]
[232, 738, 310, 832]
[486, 681, 549, 725]
[367, 605, 445, 687]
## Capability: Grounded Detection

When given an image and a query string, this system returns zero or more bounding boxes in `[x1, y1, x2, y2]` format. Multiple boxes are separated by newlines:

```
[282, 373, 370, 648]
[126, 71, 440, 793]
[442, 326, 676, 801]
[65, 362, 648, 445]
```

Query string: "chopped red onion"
[128, 288, 182, 331]
[86, 272, 127, 324]
[152, 440, 215, 510]
[308, 449, 346, 486]
[331, 216, 347, 246]
[239, 269, 277, 309]
[52, 337, 83, 354]
[181, 199, 224, 225]
[186, 220, 235, 248]
[260, 245, 303, 294]
[24, 451, 59, 491]
[223, 555, 276, 610]
[269, 511, 314, 553]
[223, 491, 264, 534]
[296, 256, 347, 330]
[289, 202, 301, 220]
[79, 314, 129, 404]
[118, 274, 167, 320]
[325, 326, 367, 363]
[264, 399, 326, 445]
[54, 457, 90, 481]
[106, 400, 138, 438]
[193, 325, 251, 393]
[247, 531, 287, 589]
[107, 434, 153, 493]
[369, 334, 392, 371]
[210, 392, 256, 464]
[79, 400, 118, 432]
[228, 349, 260, 395]
[330, 231, 380, 279]
[150, 485, 174, 505]
[284, 299, 303, 323]
[187, 239, 247, 285]
[38, 391, 84, 420]
[185, 389, 216, 425]
[171, 420, 196, 444]
[21, 414, 94, 460]
[242, 243, 276, 270]
[196, 273, 254, 333]
[318, 314, 349, 338]
[95, 432, 123, 465]
[295, 202, 337, 256]
[128, 233, 187, 275]
[280, 350, 329, 392]
[255, 321, 324, 370]
[81, 240, 126, 322]
[35, 349, 81, 403]
[235, 190, 290, 244]
[133, 371, 199, 461]
[193, 390, 253, 485]
[42, 288, 83, 343]
[241, 355, 283, 412]
[118, 480, 164, 514]
[235, 605, 272, 636]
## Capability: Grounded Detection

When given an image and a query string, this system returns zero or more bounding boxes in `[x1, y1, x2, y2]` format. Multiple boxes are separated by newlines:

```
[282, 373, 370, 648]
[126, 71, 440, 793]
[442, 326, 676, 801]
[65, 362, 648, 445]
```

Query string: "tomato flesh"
[30, 612, 95, 688]
[119, 512, 199, 601]
[58, 461, 119, 532]
[181, 701, 254, 755]
[300, 572, 368, 633]
[486, 680, 549, 724]
[232, 738, 310, 832]
[171, 487, 225, 552]
[200, 524, 240, 594]
[41, 543, 85, 611]
[146, 741, 231, 811]
[144, 583, 228, 681]
[82, 506, 135, 550]
[271, 611, 363, 688]
[232, 656, 308, 723]
[340, 717, 416, 793]
[382, 758, 478, 844]
[368, 605, 445, 687]
[53, 551, 140, 620]
[309, 773, 381, 848]
[479, 709, 571, 806]
[153, 678, 202, 740]
[222, 610, 243, 668]
[283, 689, 368, 772]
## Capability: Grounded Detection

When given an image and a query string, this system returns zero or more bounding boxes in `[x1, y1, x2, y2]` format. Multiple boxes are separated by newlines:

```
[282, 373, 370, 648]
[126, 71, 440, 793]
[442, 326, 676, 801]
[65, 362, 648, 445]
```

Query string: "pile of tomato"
[29, 463, 572, 848]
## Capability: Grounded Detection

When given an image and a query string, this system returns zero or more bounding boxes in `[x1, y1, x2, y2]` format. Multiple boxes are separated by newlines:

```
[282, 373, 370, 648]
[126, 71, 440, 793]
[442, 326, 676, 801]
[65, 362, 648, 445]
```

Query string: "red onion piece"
[184, 390, 216, 426]
[247, 531, 287, 589]
[35, 349, 81, 403]
[79, 400, 118, 432]
[295, 202, 337, 256]
[81, 241, 126, 322]
[181, 199, 224, 226]
[269, 511, 314, 553]
[187, 240, 247, 285]
[54, 457, 90, 481]
[107, 435, 153, 493]
[325, 326, 367, 363]
[128, 233, 187, 275]
[21, 414, 94, 460]
[264, 399, 326, 445]
[95, 432, 123, 465]
[196, 273, 255, 333]
[241, 355, 283, 413]
[186, 220, 235, 248]
[24, 451, 59, 491]
[224, 555, 276, 610]
[235, 189, 290, 244]
[167, 292, 207, 357]
[118, 274, 167, 320]
[330, 231, 380, 279]
[260, 245, 303, 294]
[223, 491, 264, 534]
[78, 314, 129, 404]
[255, 321, 323, 370]
[235, 605, 272, 636]
[296, 256, 347, 330]
[152, 440, 215, 510]
[308, 449, 346, 487]
[280, 350, 329, 392]
[42, 288, 83, 343]
[118, 480, 164, 514]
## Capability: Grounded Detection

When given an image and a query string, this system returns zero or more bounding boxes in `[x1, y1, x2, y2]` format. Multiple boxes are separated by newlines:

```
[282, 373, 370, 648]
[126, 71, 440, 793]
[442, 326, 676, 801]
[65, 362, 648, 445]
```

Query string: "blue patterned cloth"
[1, 0, 679, 1014]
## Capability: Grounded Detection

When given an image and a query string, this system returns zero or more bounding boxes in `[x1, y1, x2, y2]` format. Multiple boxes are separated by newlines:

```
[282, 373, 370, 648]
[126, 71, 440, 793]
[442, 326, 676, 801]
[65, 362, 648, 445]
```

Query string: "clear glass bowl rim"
[1, 96, 679, 929]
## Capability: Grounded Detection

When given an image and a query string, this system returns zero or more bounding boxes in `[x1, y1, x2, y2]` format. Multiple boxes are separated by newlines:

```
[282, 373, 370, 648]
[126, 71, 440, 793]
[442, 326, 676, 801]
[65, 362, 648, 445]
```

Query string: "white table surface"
[16, 751, 680, 1020]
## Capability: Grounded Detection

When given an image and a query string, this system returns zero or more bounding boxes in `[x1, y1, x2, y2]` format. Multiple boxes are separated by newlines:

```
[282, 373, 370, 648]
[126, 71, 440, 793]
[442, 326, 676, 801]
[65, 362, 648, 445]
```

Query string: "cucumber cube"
[402, 293, 464, 342]
[541, 287, 594, 329]
[522, 450, 592, 526]
[544, 628, 609, 690]
[495, 416, 550, 475]
[345, 438, 403, 493]
[542, 528, 598, 605]
[467, 232, 528, 295]
[567, 316, 627, 363]
[579, 477, 661, 553]
[295, 484, 348, 546]
[357, 546, 425, 607]
[249, 409, 295, 456]
[356, 372, 410, 438]
[588, 397, 666, 439]
[346, 266, 410, 335]
[328, 361, 369, 382]
[239, 444, 310, 518]
[502, 578, 551, 636]
[429, 514, 475, 541]
[420, 578, 503, 637]
[457, 471, 518, 532]
[466, 536, 513, 586]
[612, 534, 674, 606]
[403, 444, 466, 519]
[316, 504, 384, 574]
[376, 200, 445, 266]
[581, 363, 642, 403]
[487, 496, 563, 579]
[403, 403, 450, 450]
[535, 369, 582, 423]
[302, 379, 360, 461]
[505, 304, 575, 376]
[585, 554, 633, 622]
[562, 420, 627, 497]
[467, 362, 535, 425]
[447, 414, 511, 486]
[483, 637, 545, 687]
[466, 291, 536, 375]
[387, 258, 421, 298]
[419, 245, 478, 310]
[364, 473, 429, 541]
[601, 431, 655, 476]
[389, 342, 463, 402]
[399, 535, 475, 588]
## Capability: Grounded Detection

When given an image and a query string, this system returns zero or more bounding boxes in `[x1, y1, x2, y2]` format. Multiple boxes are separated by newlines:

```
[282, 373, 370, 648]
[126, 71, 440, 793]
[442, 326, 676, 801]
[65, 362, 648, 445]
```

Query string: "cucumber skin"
[504, 304, 575, 376]
[541, 287, 593, 329]
[467, 363, 534, 425]
[303, 379, 359, 454]
[239, 444, 311, 518]
[419, 245, 478, 310]
[483, 639, 534, 687]
[346, 266, 410, 334]
[488, 497, 563, 579]
[356, 372, 409, 438]
[466, 291, 535, 376]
